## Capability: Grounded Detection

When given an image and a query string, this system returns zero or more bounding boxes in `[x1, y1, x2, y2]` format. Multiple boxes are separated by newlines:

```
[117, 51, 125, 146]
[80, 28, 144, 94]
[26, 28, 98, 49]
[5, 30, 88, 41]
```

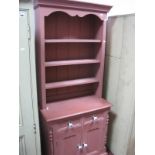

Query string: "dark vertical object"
[34, 0, 112, 154]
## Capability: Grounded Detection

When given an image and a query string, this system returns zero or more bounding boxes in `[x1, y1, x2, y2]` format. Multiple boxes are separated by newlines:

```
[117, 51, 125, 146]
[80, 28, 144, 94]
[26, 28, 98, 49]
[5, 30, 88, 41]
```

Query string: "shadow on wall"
[107, 111, 117, 148]
[102, 43, 117, 151]
[103, 54, 117, 150]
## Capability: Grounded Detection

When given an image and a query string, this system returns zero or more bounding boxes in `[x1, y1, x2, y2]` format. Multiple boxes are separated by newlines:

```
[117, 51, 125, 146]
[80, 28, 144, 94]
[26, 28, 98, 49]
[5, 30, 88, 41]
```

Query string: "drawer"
[53, 118, 82, 137]
[83, 111, 108, 128]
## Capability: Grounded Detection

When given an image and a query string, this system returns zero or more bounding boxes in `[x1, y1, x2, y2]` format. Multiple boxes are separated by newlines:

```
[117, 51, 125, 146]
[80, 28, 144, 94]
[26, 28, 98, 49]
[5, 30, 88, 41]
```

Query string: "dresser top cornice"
[34, 0, 112, 13]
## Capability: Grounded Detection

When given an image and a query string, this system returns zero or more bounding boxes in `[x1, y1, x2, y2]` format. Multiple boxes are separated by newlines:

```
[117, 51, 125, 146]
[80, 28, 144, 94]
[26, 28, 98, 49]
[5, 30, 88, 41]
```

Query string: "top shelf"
[45, 39, 102, 43]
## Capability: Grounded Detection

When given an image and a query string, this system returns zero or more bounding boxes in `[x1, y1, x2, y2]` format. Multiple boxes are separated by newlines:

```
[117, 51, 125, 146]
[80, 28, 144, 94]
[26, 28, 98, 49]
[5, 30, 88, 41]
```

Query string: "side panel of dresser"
[40, 114, 54, 155]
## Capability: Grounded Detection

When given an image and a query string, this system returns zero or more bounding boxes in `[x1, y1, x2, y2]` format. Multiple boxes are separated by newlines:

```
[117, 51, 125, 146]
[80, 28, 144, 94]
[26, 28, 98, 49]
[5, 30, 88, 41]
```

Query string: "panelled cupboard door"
[53, 119, 83, 155]
[51, 112, 109, 155]
[82, 112, 108, 155]
[19, 10, 37, 155]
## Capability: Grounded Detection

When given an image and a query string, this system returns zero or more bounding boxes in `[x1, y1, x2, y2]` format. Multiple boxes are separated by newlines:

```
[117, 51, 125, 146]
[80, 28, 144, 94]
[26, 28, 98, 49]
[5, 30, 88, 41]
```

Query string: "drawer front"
[53, 118, 82, 138]
[83, 111, 108, 128]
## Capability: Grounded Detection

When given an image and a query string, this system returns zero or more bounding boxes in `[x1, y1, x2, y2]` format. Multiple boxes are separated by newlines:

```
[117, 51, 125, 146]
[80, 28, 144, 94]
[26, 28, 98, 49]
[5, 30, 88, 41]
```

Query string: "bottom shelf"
[41, 95, 111, 122]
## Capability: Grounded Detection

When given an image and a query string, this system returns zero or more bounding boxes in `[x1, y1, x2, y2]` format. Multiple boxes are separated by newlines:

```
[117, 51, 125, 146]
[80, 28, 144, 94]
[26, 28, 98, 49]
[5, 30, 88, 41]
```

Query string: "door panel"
[82, 112, 108, 155]
[55, 134, 81, 155]
[19, 10, 37, 155]
[53, 118, 83, 155]
[19, 136, 26, 155]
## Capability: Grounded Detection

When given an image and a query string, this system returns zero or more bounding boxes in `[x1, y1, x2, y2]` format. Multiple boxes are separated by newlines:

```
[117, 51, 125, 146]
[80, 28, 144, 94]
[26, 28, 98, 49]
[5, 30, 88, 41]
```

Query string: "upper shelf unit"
[45, 11, 103, 40]
[35, 0, 112, 108]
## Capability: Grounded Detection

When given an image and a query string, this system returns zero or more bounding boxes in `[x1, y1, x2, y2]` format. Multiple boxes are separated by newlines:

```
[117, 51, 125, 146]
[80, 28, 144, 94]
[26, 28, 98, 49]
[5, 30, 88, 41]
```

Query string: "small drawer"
[53, 118, 82, 136]
[83, 111, 108, 127]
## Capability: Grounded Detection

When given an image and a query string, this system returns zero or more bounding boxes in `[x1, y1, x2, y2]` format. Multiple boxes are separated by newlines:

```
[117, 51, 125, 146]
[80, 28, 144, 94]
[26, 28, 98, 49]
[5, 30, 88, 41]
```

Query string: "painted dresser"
[34, 0, 112, 154]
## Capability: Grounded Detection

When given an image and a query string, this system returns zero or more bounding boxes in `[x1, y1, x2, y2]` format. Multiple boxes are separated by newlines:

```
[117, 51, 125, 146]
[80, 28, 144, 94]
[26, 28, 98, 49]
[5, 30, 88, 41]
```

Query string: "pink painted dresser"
[34, 0, 112, 154]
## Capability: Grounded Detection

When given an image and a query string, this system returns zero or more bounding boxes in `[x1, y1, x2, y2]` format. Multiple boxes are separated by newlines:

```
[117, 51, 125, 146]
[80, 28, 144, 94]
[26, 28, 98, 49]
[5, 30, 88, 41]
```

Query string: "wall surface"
[103, 14, 135, 155]
[19, 1, 41, 155]
[72, 0, 135, 16]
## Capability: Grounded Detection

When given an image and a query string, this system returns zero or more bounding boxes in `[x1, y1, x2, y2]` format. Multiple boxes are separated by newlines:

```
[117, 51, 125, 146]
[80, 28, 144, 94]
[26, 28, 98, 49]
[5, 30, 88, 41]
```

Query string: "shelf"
[45, 78, 99, 89]
[41, 95, 111, 122]
[45, 39, 101, 43]
[45, 59, 100, 67]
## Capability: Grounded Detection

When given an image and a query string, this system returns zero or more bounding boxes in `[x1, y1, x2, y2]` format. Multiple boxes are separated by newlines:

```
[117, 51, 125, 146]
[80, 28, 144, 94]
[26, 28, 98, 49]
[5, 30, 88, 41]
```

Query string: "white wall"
[103, 14, 135, 155]
[19, 1, 41, 155]
[73, 0, 135, 16]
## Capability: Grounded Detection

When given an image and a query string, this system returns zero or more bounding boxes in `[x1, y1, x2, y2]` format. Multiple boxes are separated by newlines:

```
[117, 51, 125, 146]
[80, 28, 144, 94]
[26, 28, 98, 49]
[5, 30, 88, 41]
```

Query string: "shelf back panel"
[46, 83, 98, 103]
[45, 11, 102, 39]
[45, 43, 100, 61]
[46, 64, 99, 83]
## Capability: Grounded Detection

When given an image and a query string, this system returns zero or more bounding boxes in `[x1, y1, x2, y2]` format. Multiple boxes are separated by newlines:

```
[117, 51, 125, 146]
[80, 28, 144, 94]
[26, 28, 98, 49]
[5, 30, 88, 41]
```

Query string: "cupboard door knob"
[77, 144, 83, 150]
[68, 122, 73, 128]
[83, 143, 88, 148]
[92, 116, 98, 121]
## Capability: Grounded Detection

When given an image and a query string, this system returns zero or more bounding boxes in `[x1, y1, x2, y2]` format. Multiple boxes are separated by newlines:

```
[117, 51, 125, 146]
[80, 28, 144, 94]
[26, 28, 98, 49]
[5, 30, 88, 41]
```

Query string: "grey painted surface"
[127, 112, 135, 155]
[19, 1, 41, 155]
[103, 14, 135, 155]
[19, 9, 37, 155]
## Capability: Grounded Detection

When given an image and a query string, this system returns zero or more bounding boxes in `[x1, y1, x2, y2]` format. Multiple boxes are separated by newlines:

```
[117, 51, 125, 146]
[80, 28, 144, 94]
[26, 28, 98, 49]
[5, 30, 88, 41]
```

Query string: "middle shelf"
[45, 77, 99, 89]
[45, 39, 102, 43]
[45, 59, 100, 67]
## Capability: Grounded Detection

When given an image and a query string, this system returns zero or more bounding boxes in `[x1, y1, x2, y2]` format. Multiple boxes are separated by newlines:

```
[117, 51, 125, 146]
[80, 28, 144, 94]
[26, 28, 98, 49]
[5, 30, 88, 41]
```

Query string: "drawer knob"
[83, 143, 88, 148]
[77, 144, 83, 150]
[92, 116, 98, 121]
[68, 122, 73, 128]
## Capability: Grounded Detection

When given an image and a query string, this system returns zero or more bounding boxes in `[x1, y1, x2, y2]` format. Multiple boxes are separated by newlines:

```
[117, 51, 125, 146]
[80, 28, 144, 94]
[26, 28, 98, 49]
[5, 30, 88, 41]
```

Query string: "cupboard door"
[82, 112, 108, 155]
[53, 118, 83, 155]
